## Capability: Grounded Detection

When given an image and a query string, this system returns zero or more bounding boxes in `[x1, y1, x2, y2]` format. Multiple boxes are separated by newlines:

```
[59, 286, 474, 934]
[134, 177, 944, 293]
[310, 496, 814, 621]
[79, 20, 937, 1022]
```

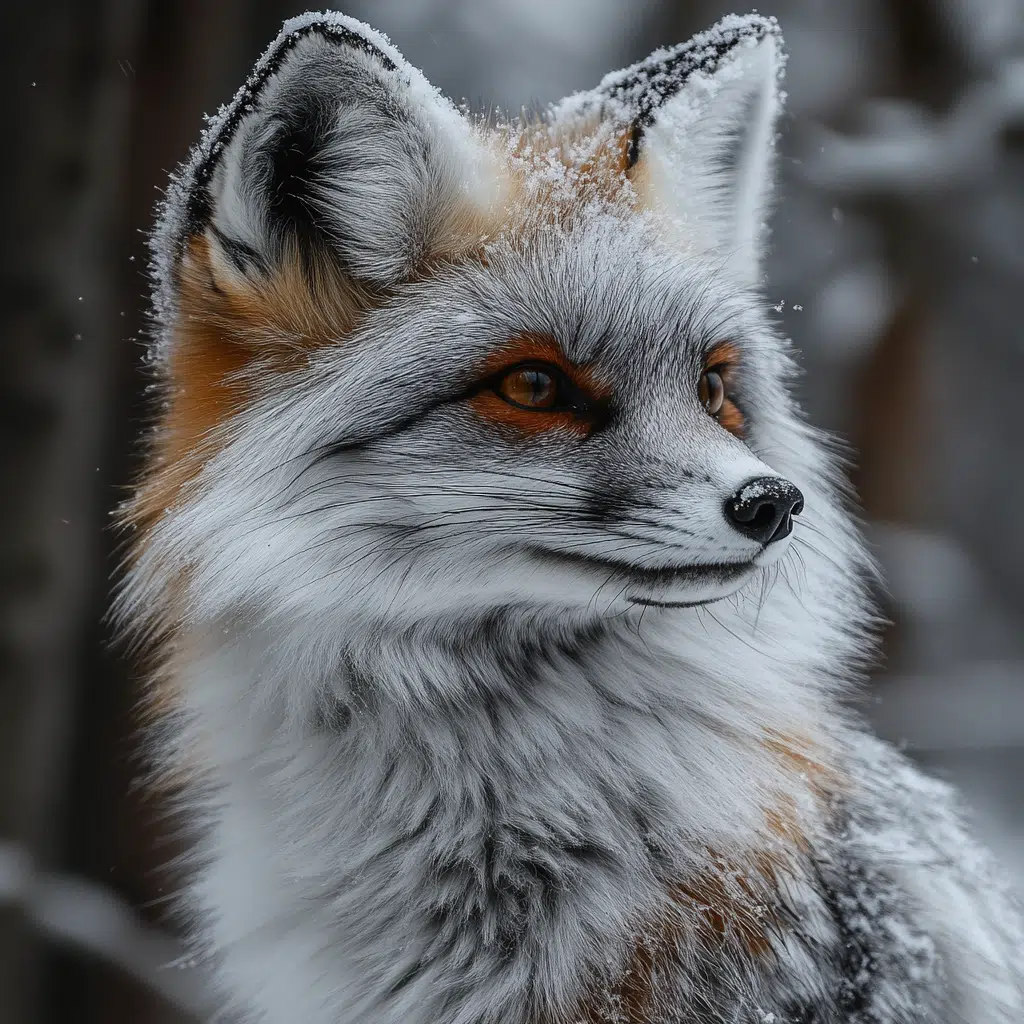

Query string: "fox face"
[126, 12, 861, 681]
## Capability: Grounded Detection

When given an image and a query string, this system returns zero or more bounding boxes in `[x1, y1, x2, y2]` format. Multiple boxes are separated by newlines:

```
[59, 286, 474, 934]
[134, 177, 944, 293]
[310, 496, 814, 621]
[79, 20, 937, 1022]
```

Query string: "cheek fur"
[127, 233, 372, 549]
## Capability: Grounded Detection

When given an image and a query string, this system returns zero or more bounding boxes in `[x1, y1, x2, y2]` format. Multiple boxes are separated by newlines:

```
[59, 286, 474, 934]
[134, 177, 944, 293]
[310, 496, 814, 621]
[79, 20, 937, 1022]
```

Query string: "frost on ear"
[601, 14, 785, 287]
[150, 12, 498, 348]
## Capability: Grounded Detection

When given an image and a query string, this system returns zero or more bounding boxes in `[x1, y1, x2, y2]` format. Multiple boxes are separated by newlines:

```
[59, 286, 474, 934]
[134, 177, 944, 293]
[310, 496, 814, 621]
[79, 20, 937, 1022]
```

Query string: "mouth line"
[524, 545, 757, 590]
[627, 594, 732, 609]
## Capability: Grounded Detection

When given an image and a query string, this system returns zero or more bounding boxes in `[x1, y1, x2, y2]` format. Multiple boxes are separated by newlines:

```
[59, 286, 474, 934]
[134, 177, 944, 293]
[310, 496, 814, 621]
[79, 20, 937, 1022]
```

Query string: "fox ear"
[153, 13, 498, 330]
[600, 15, 784, 287]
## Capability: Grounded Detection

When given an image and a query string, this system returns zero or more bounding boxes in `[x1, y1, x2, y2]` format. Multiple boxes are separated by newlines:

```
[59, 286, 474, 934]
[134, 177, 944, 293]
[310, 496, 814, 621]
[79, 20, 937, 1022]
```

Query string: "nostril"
[767, 509, 795, 544]
[745, 502, 779, 533]
[724, 477, 804, 544]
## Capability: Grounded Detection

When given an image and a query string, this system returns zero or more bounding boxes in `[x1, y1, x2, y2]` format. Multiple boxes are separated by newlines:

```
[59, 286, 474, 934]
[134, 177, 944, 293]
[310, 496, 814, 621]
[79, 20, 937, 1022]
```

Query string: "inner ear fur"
[180, 233, 373, 351]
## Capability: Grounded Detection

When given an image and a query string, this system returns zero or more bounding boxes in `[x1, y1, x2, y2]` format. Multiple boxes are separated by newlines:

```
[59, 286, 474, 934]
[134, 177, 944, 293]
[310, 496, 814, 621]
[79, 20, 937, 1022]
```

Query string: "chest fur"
[169, 633, 937, 1024]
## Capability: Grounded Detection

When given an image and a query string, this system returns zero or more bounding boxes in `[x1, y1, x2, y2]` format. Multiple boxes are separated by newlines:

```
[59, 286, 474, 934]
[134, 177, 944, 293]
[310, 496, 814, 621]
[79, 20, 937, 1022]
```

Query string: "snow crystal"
[736, 478, 793, 504]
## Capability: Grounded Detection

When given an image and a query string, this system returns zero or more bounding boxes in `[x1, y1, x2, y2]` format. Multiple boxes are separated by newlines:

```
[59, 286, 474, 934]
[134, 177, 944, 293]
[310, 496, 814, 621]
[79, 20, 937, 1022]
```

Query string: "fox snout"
[724, 476, 804, 545]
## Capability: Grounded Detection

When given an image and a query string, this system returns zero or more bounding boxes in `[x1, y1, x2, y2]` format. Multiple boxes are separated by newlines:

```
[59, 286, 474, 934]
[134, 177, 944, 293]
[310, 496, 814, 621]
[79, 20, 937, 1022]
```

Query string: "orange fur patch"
[705, 340, 740, 371]
[565, 122, 637, 205]
[125, 234, 374, 547]
[764, 732, 841, 804]
[555, 735, 838, 1022]
[468, 333, 610, 439]
[560, 848, 790, 1024]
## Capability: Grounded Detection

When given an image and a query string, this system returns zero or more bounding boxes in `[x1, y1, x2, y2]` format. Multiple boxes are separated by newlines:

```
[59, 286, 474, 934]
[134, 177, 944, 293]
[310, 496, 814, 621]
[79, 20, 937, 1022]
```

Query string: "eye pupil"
[499, 367, 558, 409]
[699, 370, 726, 416]
[523, 371, 550, 403]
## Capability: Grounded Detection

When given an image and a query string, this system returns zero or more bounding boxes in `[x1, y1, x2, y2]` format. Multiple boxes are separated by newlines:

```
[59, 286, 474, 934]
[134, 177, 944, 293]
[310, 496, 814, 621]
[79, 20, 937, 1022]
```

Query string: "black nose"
[724, 477, 804, 544]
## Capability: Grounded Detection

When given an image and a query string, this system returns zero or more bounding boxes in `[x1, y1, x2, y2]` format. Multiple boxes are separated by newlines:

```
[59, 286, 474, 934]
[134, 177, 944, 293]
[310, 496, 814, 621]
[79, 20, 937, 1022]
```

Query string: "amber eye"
[699, 370, 726, 416]
[497, 365, 560, 409]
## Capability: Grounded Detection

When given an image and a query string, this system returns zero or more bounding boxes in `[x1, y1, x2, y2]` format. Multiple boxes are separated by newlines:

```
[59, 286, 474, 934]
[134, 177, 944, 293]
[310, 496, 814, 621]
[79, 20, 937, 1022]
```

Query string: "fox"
[118, 9, 1023, 1024]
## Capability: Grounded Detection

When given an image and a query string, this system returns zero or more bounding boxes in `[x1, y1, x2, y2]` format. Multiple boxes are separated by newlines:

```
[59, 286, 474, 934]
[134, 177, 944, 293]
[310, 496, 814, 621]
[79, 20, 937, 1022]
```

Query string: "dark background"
[2, 0, 1022, 1020]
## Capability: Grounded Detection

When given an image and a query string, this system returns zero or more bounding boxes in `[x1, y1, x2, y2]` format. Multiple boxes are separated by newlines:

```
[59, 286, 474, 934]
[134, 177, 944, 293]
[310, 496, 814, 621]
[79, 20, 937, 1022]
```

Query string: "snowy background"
[1, 0, 1022, 1020]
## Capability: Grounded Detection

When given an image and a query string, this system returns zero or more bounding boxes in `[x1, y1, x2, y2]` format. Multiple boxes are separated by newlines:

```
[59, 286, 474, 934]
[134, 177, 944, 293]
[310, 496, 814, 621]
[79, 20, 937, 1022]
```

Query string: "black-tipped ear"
[623, 15, 784, 286]
[596, 15, 780, 167]
[153, 13, 497, 313]
[553, 14, 784, 286]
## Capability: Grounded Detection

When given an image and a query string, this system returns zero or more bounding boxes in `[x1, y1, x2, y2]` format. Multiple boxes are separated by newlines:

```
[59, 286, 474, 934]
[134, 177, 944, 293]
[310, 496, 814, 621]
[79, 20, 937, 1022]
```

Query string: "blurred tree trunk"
[40, 3, 269, 1021]
[0, 0, 144, 1019]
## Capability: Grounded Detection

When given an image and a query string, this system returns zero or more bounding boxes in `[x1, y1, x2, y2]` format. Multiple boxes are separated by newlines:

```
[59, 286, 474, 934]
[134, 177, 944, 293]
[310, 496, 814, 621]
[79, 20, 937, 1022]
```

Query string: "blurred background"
[1, 0, 1022, 1020]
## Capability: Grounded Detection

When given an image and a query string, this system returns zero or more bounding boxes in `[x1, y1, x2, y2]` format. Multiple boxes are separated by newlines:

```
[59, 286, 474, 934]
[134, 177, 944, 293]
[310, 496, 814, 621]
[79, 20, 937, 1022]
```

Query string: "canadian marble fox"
[120, 11, 1023, 1023]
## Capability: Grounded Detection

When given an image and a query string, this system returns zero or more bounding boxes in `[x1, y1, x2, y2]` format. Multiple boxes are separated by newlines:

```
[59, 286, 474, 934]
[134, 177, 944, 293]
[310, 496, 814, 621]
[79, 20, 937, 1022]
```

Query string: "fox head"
[124, 12, 872, 707]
